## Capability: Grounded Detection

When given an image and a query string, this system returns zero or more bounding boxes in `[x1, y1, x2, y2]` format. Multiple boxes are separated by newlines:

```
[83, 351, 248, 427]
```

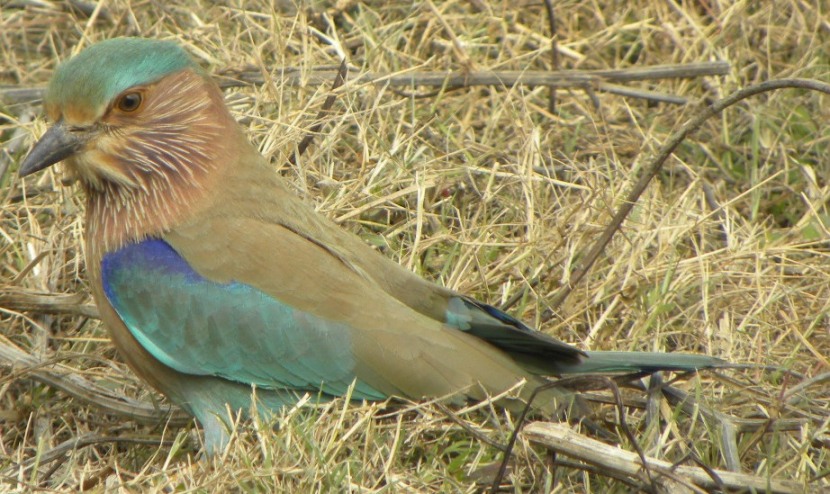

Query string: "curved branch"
[549, 78, 830, 310]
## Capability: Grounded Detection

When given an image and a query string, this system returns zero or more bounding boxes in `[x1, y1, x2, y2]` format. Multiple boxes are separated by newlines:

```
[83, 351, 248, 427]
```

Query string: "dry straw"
[2, 1, 828, 492]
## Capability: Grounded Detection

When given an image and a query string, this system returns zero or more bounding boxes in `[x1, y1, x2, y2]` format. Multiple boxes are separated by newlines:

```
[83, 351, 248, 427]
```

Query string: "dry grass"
[2, 0, 829, 492]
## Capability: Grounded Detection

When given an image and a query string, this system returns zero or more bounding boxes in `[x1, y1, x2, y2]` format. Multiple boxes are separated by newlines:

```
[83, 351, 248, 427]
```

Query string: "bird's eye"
[116, 92, 143, 112]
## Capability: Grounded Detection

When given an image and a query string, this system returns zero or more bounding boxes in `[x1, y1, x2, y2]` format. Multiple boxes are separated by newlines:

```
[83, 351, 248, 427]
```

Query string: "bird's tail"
[444, 297, 726, 377]
[558, 351, 726, 375]
[504, 351, 725, 426]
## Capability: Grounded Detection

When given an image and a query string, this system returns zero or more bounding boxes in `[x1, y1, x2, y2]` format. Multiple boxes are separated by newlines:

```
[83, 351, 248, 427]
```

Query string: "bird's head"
[18, 38, 243, 248]
[19, 37, 231, 193]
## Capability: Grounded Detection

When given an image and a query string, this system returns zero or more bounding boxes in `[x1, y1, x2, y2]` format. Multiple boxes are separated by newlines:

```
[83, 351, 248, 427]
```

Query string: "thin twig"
[582, 391, 806, 433]
[523, 422, 801, 493]
[0, 288, 99, 318]
[543, 0, 559, 113]
[1, 62, 731, 106]
[3, 433, 174, 477]
[288, 58, 348, 166]
[548, 78, 830, 311]
[783, 371, 830, 402]
[489, 375, 652, 493]
[434, 403, 506, 452]
[0, 335, 187, 424]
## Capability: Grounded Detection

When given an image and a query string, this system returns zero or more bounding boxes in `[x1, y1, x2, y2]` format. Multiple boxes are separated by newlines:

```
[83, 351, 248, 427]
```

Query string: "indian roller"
[18, 38, 725, 454]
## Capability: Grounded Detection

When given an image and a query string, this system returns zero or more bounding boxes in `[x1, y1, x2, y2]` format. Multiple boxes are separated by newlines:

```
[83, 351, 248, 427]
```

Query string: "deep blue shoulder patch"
[98, 237, 387, 401]
[101, 238, 201, 297]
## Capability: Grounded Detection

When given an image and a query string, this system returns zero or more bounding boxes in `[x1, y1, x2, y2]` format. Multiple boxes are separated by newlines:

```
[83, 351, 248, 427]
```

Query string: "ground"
[1, 1, 828, 492]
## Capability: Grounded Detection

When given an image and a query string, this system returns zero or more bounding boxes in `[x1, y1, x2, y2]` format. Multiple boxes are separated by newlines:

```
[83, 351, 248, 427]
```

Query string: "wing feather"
[101, 238, 387, 400]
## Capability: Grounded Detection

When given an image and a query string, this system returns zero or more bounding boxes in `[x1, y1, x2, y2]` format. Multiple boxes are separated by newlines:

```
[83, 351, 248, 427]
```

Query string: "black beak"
[19, 123, 83, 177]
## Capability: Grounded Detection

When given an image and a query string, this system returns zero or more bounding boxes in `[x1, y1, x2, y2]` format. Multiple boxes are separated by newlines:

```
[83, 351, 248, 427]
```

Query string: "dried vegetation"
[1, 0, 829, 492]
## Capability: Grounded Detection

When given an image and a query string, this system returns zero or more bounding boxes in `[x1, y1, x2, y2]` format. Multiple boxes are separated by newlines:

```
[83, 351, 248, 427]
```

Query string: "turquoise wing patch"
[100, 238, 386, 401]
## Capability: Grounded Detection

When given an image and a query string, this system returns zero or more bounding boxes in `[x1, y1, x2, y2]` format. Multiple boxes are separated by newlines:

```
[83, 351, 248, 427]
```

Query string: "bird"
[18, 37, 725, 454]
